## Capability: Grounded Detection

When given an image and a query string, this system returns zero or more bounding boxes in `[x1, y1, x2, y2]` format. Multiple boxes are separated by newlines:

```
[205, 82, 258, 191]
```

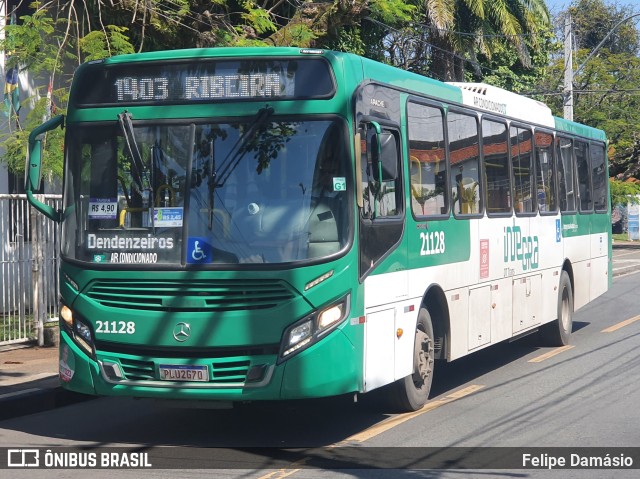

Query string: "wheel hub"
[413, 329, 433, 385]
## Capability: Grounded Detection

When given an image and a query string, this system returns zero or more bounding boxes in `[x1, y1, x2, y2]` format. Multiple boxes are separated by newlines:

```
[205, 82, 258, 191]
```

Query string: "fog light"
[102, 361, 123, 380]
[246, 364, 267, 383]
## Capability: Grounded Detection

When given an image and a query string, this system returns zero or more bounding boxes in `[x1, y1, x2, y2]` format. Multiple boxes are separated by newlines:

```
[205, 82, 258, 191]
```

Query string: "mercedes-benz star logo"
[173, 322, 191, 342]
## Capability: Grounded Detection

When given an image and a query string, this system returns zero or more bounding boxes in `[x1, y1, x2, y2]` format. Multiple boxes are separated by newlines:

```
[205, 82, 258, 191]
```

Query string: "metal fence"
[1, 194, 61, 346]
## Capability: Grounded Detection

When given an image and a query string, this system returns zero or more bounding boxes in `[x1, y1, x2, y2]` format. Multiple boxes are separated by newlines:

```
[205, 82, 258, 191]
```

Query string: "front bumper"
[58, 327, 359, 401]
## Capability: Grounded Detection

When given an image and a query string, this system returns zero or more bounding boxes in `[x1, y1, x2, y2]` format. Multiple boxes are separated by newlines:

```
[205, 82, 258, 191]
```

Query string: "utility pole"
[563, 14, 573, 121]
[564, 12, 640, 121]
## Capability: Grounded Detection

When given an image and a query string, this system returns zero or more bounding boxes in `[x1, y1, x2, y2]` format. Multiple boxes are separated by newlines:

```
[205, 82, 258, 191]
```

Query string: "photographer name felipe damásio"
[523, 452, 634, 469]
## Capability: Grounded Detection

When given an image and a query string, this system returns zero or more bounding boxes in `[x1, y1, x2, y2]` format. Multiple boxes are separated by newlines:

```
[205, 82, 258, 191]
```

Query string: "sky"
[546, 1, 571, 14]
[546, 0, 640, 15]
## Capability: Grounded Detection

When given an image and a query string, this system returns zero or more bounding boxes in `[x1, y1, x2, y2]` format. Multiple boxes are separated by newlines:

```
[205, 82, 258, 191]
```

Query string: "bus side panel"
[536, 216, 565, 327]
[362, 273, 419, 391]
[562, 214, 591, 310]
[590, 213, 610, 301]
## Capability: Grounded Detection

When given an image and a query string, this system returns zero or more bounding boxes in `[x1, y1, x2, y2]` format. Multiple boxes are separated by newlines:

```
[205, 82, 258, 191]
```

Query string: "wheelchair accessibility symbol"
[187, 237, 212, 264]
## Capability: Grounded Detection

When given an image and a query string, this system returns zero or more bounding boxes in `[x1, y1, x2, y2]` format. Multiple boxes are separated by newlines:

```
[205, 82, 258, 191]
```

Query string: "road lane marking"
[254, 386, 484, 477]
[256, 460, 306, 479]
[602, 315, 640, 333]
[336, 384, 485, 444]
[0, 388, 41, 400]
[528, 345, 574, 363]
[612, 250, 640, 258]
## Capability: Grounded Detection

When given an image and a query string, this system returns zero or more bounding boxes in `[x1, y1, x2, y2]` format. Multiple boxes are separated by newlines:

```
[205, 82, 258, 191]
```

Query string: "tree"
[0, 0, 555, 180]
[534, 1, 640, 178]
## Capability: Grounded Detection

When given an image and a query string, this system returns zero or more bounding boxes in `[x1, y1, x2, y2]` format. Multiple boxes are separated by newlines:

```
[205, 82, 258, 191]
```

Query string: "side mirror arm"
[26, 115, 65, 222]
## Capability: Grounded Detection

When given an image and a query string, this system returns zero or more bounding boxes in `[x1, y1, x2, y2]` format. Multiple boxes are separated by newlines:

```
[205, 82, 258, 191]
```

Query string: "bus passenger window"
[534, 131, 557, 213]
[407, 102, 448, 218]
[557, 137, 576, 212]
[511, 126, 535, 214]
[448, 111, 481, 215]
[482, 119, 510, 215]
[574, 140, 593, 212]
[591, 143, 608, 212]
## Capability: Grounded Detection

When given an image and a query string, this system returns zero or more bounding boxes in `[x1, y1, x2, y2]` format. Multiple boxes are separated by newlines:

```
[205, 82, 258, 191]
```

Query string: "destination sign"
[72, 58, 335, 105]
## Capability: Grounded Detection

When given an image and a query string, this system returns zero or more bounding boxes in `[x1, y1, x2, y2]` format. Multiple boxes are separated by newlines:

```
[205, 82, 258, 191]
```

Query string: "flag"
[3, 11, 20, 118]
[3, 65, 20, 117]
[43, 76, 55, 122]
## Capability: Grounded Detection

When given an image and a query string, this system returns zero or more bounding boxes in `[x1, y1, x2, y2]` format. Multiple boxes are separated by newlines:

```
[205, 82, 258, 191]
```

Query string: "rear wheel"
[389, 308, 434, 412]
[539, 270, 573, 346]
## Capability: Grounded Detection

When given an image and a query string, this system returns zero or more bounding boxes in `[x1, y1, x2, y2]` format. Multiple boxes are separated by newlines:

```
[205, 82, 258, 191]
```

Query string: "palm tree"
[424, 0, 551, 81]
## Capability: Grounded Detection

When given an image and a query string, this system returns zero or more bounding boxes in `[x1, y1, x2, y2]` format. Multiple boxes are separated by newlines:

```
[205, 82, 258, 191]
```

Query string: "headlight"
[279, 294, 350, 362]
[60, 303, 95, 357]
[74, 320, 92, 343]
[73, 318, 95, 356]
[288, 321, 313, 348]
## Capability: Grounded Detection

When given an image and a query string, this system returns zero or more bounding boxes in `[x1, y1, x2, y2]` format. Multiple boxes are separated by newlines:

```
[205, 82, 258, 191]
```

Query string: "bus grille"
[211, 359, 251, 383]
[85, 279, 296, 312]
[116, 357, 251, 383]
[119, 358, 155, 381]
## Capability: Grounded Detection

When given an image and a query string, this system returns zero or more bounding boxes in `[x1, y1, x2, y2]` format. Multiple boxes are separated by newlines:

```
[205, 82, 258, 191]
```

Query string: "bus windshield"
[61, 117, 351, 266]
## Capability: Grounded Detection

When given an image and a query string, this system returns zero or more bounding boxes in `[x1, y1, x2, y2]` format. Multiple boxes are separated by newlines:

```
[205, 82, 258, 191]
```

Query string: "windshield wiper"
[118, 111, 155, 228]
[117, 111, 146, 191]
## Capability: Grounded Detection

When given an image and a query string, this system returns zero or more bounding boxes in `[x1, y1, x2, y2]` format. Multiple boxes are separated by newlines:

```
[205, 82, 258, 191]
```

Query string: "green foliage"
[0, 1, 558, 183]
[322, 26, 366, 56]
[470, 25, 556, 92]
[0, 5, 58, 75]
[609, 180, 640, 206]
[79, 26, 135, 61]
[0, 90, 66, 180]
[241, 2, 277, 35]
[369, 0, 416, 23]
[569, 0, 639, 55]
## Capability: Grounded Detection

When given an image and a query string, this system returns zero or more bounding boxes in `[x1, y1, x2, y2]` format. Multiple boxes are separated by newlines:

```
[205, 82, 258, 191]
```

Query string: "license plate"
[159, 365, 209, 382]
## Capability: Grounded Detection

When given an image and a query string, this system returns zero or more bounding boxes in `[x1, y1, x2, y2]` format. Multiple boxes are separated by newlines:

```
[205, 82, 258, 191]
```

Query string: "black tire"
[389, 308, 435, 412]
[539, 270, 574, 346]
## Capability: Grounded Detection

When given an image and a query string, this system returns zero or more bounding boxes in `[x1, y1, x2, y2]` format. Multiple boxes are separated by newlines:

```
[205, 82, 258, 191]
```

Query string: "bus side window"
[448, 111, 481, 216]
[360, 125, 403, 219]
[407, 102, 448, 218]
[574, 140, 593, 212]
[591, 143, 608, 212]
[511, 126, 535, 215]
[534, 131, 557, 213]
[482, 118, 510, 215]
[557, 137, 576, 213]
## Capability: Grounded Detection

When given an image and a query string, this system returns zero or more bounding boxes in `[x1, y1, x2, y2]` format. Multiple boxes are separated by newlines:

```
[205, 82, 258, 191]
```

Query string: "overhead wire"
[364, 17, 507, 79]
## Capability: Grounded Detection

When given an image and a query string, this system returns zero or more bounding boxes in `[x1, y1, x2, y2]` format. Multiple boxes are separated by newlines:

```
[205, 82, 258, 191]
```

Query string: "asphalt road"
[1, 270, 640, 478]
[612, 244, 640, 277]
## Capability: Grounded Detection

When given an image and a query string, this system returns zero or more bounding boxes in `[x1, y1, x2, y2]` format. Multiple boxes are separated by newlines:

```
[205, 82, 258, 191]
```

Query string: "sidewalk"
[2, 240, 640, 421]
[0, 343, 92, 420]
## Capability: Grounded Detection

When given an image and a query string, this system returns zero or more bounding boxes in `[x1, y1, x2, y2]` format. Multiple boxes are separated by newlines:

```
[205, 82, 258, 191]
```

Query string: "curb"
[0, 377, 94, 421]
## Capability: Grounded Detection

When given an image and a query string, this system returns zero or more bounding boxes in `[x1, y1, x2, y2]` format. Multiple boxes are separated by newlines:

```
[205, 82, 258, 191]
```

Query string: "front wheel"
[539, 270, 574, 346]
[389, 308, 435, 412]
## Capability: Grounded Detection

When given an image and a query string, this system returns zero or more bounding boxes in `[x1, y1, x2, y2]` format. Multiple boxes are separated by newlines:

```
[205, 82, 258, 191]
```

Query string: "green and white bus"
[27, 48, 610, 411]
